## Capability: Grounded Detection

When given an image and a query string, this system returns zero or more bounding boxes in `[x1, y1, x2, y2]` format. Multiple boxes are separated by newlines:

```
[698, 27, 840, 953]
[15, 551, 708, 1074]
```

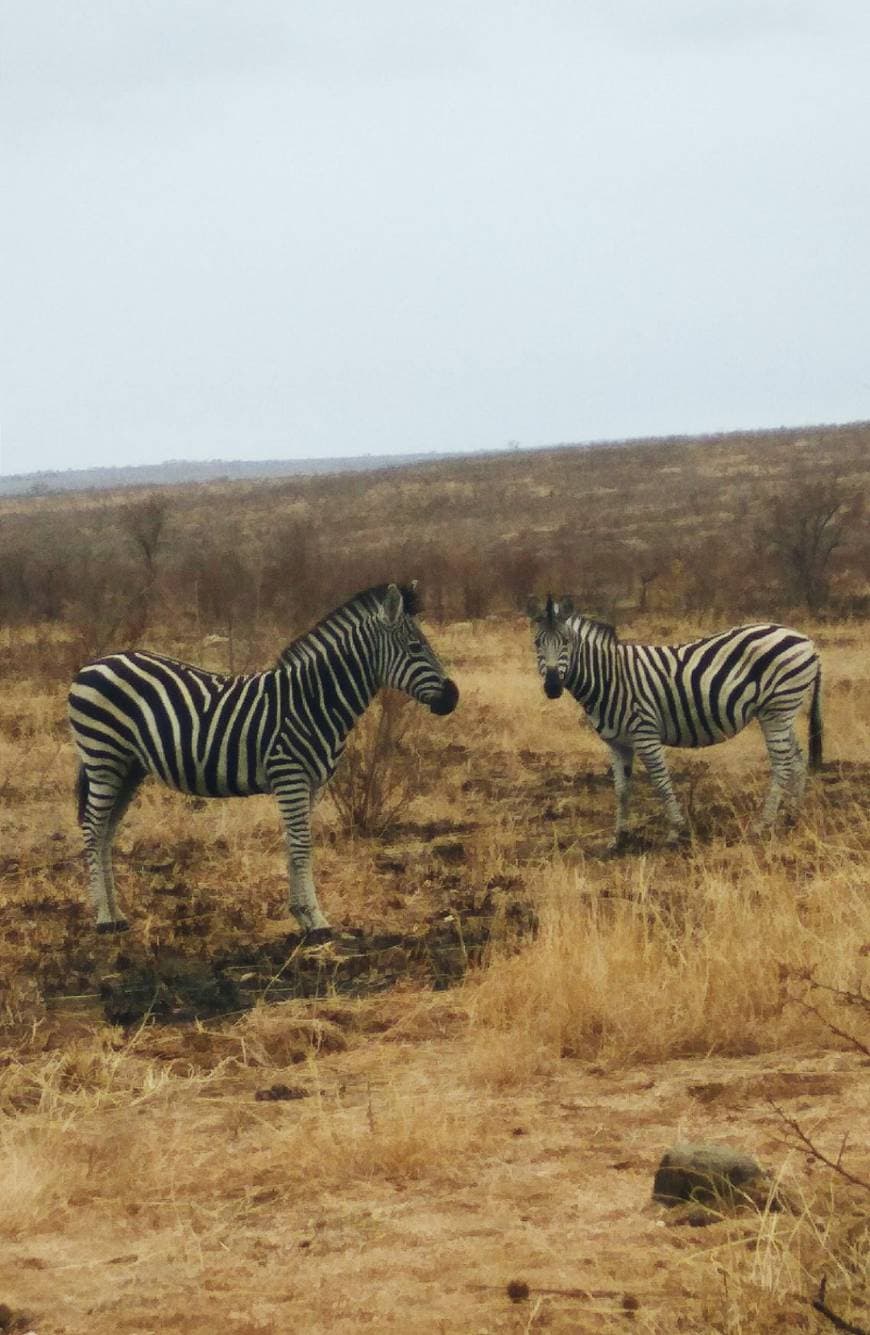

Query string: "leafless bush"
[327, 691, 423, 837]
[757, 474, 864, 614]
[119, 494, 170, 639]
[773, 964, 870, 1335]
[1, 422, 867, 665]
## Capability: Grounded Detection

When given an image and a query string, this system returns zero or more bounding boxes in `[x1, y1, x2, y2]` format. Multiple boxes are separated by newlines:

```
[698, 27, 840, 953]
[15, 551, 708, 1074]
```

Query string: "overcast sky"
[2, 1, 869, 476]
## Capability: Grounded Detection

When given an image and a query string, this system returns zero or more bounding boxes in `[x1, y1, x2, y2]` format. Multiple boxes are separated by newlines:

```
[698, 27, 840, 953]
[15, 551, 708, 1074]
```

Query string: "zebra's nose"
[544, 668, 563, 700]
[429, 679, 459, 716]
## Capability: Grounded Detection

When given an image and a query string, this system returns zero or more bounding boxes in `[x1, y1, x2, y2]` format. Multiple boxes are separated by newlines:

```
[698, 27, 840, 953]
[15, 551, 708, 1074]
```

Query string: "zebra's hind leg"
[77, 761, 145, 931]
[785, 730, 808, 812]
[268, 768, 331, 936]
[757, 716, 804, 829]
[634, 736, 688, 844]
[607, 742, 635, 852]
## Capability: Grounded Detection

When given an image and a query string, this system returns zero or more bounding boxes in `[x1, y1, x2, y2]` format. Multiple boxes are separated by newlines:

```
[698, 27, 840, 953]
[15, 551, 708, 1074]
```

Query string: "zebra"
[68, 582, 458, 935]
[527, 595, 822, 847]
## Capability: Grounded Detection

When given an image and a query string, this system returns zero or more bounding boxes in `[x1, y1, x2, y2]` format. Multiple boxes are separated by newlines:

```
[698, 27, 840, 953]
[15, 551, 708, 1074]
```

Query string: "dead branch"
[792, 995, 870, 1060]
[811, 1275, 869, 1335]
[769, 1102, 870, 1193]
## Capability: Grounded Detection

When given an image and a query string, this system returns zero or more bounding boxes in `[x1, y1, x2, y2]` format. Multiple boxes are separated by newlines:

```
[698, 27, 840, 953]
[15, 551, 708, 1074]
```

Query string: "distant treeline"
[0, 423, 867, 679]
[0, 451, 449, 497]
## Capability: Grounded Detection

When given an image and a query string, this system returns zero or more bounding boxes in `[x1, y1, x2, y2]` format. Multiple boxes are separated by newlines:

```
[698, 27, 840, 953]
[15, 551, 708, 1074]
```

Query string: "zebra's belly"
[663, 724, 738, 749]
[186, 775, 266, 798]
[599, 716, 743, 749]
[140, 752, 269, 798]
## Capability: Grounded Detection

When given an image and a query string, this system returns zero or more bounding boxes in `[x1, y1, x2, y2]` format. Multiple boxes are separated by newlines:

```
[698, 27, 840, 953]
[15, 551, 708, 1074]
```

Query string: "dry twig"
[811, 1275, 868, 1335]
[769, 1102, 870, 1194]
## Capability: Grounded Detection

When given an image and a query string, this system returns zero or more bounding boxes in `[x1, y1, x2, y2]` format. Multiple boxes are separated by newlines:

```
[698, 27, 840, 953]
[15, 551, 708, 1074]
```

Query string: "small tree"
[327, 691, 421, 837]
[757, 477, 863, 614]
[123, 494, 169, 577]
[120, 494, 170, 638]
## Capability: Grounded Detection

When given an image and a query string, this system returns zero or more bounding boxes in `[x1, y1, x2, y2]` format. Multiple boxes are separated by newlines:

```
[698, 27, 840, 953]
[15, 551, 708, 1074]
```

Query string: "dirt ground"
[1, 1018, 868, 1334]
[1, 618, 868, 1334]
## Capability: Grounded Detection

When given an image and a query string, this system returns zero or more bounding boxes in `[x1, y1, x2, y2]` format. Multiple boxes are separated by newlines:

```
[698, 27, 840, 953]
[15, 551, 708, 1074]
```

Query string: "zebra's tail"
[808, 664, 823, 771]
[76, 764, 89, 825]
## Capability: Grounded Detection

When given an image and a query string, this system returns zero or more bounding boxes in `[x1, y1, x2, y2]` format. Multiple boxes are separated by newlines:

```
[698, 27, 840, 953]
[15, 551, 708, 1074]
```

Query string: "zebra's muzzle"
[429, 679, 459, 716]
[544, 668, 563, 700]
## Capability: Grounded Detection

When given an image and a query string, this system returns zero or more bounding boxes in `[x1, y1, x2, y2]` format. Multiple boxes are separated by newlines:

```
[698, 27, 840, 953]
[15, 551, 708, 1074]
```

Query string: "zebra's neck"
[565, 620, 622, 718]
[277, 595, 381, 734]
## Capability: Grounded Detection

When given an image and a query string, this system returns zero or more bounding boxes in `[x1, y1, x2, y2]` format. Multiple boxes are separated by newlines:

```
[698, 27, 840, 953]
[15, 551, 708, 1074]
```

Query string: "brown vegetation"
[0, 424, 868, 1333]
[1, 423, 868, 666]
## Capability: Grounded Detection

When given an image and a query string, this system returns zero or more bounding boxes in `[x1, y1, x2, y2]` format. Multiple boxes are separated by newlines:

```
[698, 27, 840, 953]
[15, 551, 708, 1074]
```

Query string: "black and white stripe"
[69, 583, 458, 933]
[528, 595, 822, 845]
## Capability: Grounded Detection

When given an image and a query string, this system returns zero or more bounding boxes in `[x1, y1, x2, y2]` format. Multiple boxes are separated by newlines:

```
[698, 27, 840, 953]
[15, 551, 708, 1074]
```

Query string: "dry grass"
[469, 854, 869, 1068]
[1, 464, 869, 1330]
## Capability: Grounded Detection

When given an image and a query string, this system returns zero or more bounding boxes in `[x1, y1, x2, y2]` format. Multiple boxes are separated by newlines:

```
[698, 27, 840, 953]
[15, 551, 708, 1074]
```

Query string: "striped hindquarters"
[624, 623, 819, 747]
[68, 651, 278, 796]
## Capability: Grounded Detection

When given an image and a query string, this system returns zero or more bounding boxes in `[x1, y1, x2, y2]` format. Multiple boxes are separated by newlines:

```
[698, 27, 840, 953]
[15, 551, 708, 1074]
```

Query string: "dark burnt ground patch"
[35, 905, 521, 1028]
[3, 740, 867, 1031]
[1, 810, 536, 1027]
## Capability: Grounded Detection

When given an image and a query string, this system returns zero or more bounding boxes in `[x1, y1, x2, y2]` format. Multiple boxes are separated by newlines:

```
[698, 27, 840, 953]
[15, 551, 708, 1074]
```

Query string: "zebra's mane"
[573, 614, 619, 644]
[278, 583, 421, 665]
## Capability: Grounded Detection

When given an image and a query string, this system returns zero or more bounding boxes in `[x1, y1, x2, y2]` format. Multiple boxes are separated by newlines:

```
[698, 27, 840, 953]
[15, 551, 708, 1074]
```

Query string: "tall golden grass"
[469, 851, 869, 1069]
[1, 604, 868, 1331]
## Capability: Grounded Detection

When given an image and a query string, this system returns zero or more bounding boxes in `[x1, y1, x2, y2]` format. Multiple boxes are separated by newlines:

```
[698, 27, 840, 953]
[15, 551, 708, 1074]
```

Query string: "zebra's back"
[620, 623, 818, 748]
[69, 651, 278, 797]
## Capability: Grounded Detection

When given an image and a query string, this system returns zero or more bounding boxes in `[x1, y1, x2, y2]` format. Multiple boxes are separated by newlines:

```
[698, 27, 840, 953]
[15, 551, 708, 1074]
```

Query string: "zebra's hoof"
[96, 919, 130, 935]
[606, 836, 629, 856]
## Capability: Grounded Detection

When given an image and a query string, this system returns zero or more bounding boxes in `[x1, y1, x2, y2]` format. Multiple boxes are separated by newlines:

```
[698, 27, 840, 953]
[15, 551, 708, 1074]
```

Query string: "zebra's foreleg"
[634, 736, 687, 843]
[271, 773, 331, 934]
[607, 742, 635, 850]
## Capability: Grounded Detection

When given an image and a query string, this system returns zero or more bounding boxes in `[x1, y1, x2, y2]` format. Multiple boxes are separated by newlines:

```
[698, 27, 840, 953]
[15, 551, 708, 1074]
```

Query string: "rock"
[652, 1143, 776, 1209]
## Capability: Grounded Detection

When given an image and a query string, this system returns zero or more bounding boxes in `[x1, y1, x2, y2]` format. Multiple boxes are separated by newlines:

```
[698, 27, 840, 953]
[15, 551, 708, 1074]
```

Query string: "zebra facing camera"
[543, 668, 563, 700]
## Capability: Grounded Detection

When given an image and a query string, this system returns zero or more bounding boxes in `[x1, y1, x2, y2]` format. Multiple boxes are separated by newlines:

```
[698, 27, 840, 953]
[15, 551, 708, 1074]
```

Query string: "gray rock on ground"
[653, 1142, 779, 1210]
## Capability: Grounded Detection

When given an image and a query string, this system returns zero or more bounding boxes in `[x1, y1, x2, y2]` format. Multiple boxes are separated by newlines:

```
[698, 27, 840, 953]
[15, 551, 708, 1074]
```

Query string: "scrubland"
[0, 425, 869, 1333]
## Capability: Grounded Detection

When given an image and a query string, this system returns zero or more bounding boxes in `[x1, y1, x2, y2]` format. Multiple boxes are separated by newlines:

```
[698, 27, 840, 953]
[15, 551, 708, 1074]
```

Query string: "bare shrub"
[119, 494, 170, 639]
[260, 515, 321, 627]
[64, 539, 151, 662]
[327, 690, 423, 837]
[497, 535, 544, 613]
[757, 474, 864, 614]
[186, 533, 261, 670]
[768, 969, 870, 1335]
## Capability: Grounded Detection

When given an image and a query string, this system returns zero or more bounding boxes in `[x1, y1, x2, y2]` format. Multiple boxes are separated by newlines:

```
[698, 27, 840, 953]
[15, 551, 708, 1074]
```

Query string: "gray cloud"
[2, 1, 869, 475]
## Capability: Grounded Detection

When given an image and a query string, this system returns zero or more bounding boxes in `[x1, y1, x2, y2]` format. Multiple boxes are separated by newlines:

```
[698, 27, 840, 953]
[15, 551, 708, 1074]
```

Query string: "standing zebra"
[528, 595, 822, 846]
[68, 583, 458, 934]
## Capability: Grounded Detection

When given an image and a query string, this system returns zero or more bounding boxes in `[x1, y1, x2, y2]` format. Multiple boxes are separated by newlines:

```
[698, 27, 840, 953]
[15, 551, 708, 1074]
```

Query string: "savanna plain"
[1, 425, 869, 1333]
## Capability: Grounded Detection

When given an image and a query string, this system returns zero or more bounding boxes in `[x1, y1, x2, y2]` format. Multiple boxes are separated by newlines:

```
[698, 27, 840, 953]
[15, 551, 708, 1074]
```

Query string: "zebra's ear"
[526, 596, 543, 620]
[381, 583, 405, 626]
[559, 596, 574, 617]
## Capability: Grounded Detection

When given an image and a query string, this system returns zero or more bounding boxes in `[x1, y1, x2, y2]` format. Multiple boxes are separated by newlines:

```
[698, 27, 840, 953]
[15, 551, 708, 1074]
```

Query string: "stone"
[652, 1143, 773, 1208]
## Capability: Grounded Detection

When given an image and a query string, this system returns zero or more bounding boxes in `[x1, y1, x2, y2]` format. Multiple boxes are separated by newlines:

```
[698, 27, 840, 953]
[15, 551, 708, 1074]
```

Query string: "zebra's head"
[527, 593, 575, 700]
[375, 583, 459, 716]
